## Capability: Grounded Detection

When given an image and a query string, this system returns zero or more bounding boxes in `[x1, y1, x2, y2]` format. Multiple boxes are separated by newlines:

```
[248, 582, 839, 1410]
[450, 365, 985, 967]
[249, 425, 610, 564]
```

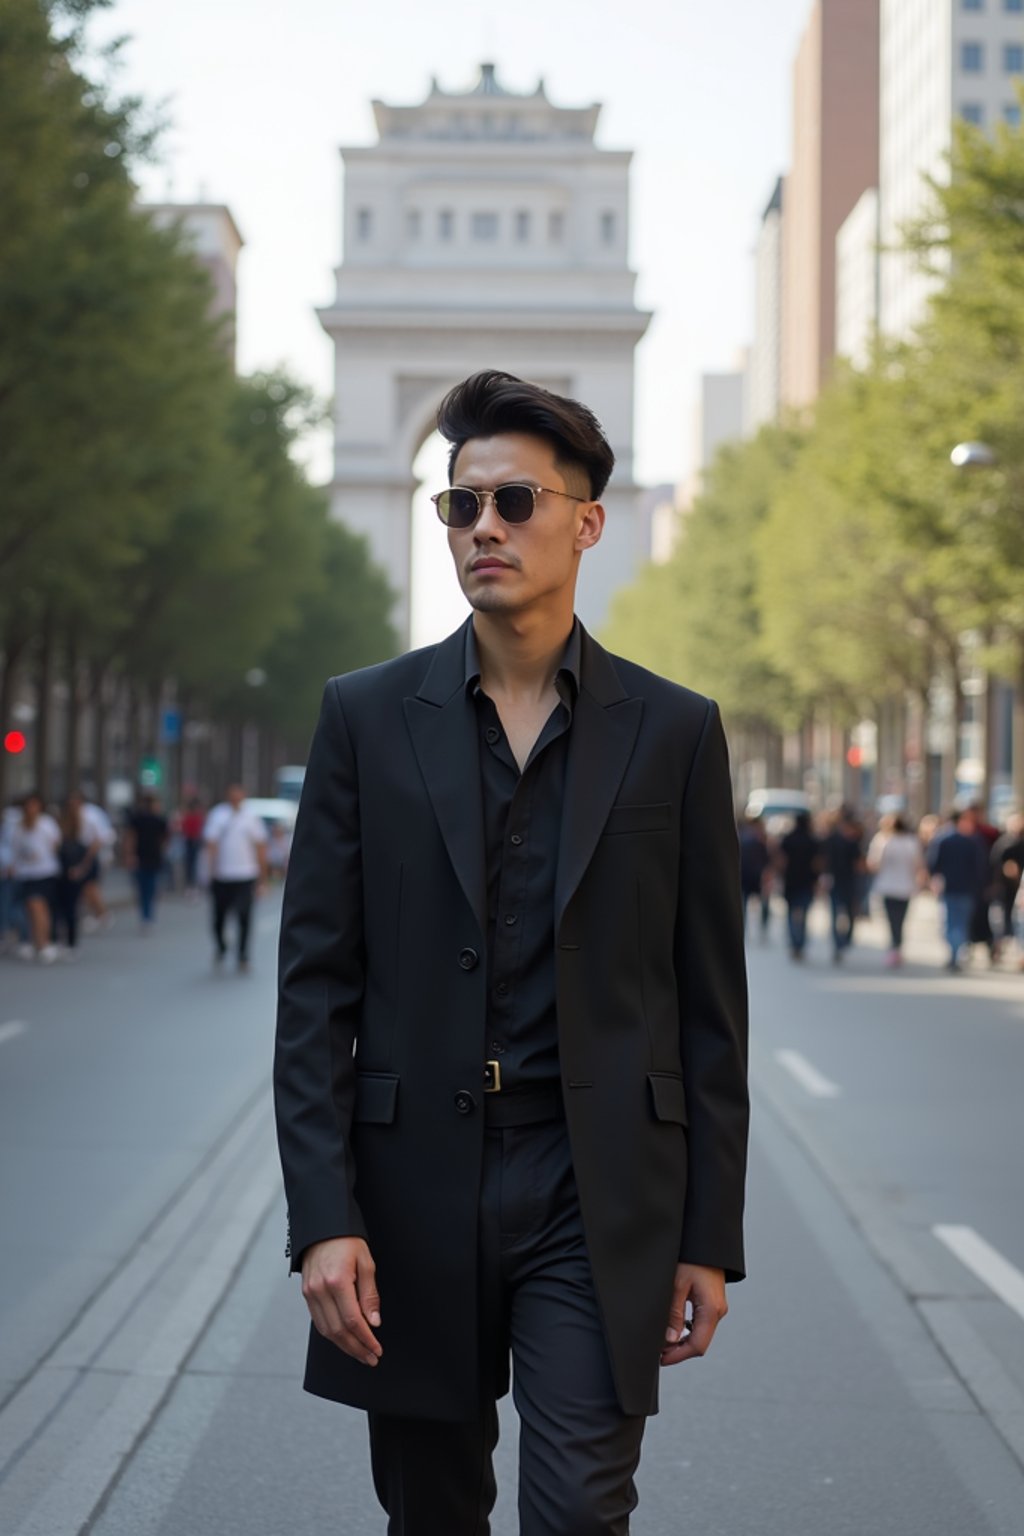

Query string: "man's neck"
[472, 608, 574, 701]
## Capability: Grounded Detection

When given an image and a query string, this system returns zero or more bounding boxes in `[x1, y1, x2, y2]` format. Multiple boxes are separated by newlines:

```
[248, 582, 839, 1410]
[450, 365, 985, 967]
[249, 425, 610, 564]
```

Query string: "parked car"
[743, 787, 812, 836]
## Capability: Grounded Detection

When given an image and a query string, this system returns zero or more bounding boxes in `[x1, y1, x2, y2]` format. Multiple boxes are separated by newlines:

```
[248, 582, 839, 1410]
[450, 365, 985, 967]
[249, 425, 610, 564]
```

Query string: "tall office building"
[747, 177, 785, 431]
[879, 0, 1024, 342]
[780, 0, 880, 410]
[835, 187, 880, 369]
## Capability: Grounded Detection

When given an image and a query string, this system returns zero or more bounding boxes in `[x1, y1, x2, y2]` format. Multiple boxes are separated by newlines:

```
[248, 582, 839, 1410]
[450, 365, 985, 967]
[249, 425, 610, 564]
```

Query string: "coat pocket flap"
[602, 802, 672, 836]
[647, 1072, 687, 1125]
[354, 1072, 399, 1124]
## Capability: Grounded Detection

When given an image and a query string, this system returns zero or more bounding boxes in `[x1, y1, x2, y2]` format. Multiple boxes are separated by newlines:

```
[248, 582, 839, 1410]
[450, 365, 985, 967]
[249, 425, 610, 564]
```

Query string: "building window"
[600, 210, 616, 244]
[1004, 43, 1024, 71]
[961, 41, 984, 71]
[1005, 0, 1023, 13]
[961, 101, 985, 123]
[514, 210, 531, 242]
[548, 210, 565, 242]
[406, 209, 422, 240]
[356, 207, 372, 241]
[471, 211, 499, 240]
[438, 208, 454, 241]
[1004, 101, 1022, 124]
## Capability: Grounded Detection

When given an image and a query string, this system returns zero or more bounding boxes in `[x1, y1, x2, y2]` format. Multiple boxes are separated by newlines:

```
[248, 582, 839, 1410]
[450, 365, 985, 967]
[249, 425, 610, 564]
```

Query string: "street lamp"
[950, 442, 1000, 814]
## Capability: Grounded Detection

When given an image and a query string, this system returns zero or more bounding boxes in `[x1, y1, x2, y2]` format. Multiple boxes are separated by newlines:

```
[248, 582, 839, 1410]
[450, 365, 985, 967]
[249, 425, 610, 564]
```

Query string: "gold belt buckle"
[484, 1060, 502, 1093]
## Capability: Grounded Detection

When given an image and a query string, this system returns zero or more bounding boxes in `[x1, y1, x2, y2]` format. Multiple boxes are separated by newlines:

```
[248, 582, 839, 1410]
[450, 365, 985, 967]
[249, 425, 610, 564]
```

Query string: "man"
[124, 791, 169, 929]
[822, 806, 864, 963]
[203, 784, 268, 971]
[738, 813, 772, 941]
[275, 371, 749, 1534]
[927, 808, 988, 972]
[777, 809, 820, 962]
[991, 813, 1024, 958]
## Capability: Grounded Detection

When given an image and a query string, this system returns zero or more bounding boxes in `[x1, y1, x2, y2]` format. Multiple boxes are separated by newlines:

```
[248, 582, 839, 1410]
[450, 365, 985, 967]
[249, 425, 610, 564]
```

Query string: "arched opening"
[410, 429, 470, 648]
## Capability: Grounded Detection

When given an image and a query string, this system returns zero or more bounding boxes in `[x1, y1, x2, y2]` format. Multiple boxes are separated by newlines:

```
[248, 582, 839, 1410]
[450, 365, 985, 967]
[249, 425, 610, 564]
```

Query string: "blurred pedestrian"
[967, 801, 1001, 962]
[738, 813, 772, 941]
[990, 814, 1024, 954]
[927, 809, 988, 972]
[778, 809, 820, 961]
[204, 785, 268, 971]
[0, 801, 28, 954]
[822, 806, 864, 963]
[266, 820, 292, 883]
[179, 794, 206, 899]
[56, 794, 100, 958]
[866, 814, 924, 967]
[124, 792, 170, 929]
[10, 792, 60, 963]
[74, 791, 116, 932]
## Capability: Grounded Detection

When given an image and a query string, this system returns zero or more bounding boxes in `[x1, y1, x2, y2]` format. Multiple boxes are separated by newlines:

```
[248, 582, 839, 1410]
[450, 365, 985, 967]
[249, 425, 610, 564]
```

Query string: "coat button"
[458, 947, 479, 971]
[454, 1090, 476, 1115]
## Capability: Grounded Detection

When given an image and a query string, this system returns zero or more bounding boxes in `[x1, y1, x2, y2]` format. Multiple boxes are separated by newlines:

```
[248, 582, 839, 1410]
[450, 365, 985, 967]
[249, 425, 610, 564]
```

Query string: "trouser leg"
[367, 1404, 499, 1536]
[884, 896, 908, 949]
[211, 881, 229, 955]
[235, 880, 254, 960]
[501, 1124, 647, 1536]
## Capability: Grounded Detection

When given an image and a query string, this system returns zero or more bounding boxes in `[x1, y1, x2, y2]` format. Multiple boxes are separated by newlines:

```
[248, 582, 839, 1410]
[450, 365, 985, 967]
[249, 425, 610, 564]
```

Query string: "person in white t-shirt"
[10, 792, 61, 963]
[203, 785, 268, 972]
[867, 813, 925, 967]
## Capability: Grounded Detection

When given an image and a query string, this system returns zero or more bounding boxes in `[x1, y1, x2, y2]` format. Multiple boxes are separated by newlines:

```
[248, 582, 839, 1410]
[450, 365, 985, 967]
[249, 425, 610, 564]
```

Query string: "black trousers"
[368, 1120, 647, 1535]
[883, 896, 909, 949]
[210, 878, 255, 960]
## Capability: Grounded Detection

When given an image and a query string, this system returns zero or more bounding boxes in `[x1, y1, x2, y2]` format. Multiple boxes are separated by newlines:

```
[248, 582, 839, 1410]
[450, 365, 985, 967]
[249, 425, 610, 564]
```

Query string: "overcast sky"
[90, 0, 814, 640]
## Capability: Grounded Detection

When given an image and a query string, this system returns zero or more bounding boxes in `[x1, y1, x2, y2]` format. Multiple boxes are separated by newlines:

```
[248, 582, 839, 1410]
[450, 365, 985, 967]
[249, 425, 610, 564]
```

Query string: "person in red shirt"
[179, 795, 206, 898]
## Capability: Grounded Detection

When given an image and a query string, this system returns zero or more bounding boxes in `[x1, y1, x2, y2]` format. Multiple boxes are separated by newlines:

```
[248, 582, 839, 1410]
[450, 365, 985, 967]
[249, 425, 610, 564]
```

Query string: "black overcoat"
[274, 620, 748, 1420]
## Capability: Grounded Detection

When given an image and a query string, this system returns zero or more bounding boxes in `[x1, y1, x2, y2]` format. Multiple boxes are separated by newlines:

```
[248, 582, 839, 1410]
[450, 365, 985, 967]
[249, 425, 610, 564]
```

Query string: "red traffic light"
[846, 745, 863, 768]
[4, 730, 26, 754]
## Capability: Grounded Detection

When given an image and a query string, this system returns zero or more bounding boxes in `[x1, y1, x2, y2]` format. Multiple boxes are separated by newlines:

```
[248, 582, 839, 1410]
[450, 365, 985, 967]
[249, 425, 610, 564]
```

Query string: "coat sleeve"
[274, 678, 367, 1271]
[674, 699, 750, 1281]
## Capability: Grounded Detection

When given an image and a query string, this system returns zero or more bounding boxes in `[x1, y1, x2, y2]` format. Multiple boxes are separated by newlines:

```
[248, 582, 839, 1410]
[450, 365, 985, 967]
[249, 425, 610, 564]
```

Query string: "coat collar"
[405, 617, 642, 938]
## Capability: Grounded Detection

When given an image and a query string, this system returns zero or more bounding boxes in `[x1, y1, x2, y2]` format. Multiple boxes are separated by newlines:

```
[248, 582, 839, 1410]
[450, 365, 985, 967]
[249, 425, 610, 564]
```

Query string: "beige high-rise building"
[747, 177, 785, 432]
[780, 0, 880, 411]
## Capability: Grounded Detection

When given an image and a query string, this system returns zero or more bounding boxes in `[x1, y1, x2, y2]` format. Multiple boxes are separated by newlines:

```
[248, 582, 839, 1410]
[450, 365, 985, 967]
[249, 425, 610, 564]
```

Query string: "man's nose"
[473, 492, 507, 540]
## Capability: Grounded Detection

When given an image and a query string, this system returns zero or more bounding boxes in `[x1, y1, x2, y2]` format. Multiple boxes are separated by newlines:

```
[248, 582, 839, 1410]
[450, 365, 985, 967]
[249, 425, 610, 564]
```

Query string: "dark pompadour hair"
[435, 370, 615, 499]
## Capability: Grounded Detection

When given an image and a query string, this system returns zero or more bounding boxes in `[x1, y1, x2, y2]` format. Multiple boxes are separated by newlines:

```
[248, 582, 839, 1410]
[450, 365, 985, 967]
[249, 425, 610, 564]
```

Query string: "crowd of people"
[0, 784, 288, 970]
[738, 802, 1024, 974]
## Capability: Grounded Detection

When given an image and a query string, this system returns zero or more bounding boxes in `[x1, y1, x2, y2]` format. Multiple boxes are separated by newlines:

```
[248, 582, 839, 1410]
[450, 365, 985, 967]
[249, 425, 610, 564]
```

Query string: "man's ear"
[575, 501, 605, 552]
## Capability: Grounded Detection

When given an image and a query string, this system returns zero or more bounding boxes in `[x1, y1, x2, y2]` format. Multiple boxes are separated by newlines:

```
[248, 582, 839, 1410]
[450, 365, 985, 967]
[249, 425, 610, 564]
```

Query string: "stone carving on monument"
[318, 63, 651, 644]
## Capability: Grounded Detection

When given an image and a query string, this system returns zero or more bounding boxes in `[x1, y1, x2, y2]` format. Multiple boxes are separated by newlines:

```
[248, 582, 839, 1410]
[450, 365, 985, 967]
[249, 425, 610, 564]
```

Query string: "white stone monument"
[318, 64, 651, 644]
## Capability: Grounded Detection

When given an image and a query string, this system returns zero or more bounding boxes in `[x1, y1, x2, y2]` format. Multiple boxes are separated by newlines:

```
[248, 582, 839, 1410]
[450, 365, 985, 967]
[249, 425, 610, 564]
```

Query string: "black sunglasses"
[431, 483, 587, 529]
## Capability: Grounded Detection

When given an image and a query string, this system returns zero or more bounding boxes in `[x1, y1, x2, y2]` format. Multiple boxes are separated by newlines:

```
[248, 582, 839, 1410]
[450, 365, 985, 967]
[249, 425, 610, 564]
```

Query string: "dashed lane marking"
[933, 1224, 1024, 1326]
[774, 1048, 842, 1099]
[0, 1021, 28, 1046]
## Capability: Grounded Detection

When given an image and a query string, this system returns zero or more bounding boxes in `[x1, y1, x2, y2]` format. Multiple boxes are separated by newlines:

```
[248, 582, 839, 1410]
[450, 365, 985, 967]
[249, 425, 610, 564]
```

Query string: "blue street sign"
[161, 709, 181, 745]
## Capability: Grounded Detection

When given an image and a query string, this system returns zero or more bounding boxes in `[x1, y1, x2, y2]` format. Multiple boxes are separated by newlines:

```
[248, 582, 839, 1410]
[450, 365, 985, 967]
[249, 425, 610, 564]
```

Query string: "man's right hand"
[301, 1237, 382, 1367]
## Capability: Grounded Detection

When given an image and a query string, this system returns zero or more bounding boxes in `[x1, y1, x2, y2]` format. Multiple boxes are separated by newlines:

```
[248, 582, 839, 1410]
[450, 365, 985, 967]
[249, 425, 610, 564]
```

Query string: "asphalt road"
[1, 886, 1023, 1533]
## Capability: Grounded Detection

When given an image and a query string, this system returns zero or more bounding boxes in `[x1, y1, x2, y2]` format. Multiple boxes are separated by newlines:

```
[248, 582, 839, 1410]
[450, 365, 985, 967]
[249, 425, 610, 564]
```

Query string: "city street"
[2, 891, 1024, 1533]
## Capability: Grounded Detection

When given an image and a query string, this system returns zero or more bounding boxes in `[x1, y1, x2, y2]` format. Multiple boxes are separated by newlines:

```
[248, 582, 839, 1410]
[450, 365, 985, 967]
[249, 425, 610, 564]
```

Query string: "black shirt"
[780, 826, 820, 899]
[466, 622, 580, 1093]
[130, 811, 168, 871]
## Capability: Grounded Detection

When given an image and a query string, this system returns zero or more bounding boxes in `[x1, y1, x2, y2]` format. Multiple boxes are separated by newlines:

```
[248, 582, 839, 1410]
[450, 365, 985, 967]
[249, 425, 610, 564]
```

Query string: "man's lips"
[470, 558, 514, 572]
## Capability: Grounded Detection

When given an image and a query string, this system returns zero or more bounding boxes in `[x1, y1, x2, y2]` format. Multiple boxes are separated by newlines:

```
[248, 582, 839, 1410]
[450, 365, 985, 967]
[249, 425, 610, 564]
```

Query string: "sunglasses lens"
[436, 488, 479, 527]
[494, 485, 535, 523]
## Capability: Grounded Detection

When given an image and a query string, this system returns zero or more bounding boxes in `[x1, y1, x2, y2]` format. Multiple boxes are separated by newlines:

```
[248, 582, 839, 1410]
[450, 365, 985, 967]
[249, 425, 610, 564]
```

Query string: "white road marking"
[0, 1020, 28, 1046]
[774, 1048, 842, 1099]
[933, 1224, 1024, 1325]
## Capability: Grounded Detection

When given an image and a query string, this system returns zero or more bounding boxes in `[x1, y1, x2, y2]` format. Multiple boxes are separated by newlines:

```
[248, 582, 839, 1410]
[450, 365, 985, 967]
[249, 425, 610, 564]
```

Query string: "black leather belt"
[483, 1082, 564, 1128]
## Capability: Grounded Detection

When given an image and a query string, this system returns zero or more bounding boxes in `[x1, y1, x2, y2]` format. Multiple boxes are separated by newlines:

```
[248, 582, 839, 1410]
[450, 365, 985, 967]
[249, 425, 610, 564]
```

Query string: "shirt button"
[504, 913, 518, 926]
[458, 947, 479, 971]
[454, 1090, 476, 1115]
[490, 1041, 506, 1054]
[485, 727, 500, 744]
[495, 981, 509, 997]
[510, 834, 523, 846]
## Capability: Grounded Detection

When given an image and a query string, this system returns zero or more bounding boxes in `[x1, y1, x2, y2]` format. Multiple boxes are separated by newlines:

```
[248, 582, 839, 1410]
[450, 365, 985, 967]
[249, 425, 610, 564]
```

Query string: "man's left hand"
[660, 1263, 727, 1366]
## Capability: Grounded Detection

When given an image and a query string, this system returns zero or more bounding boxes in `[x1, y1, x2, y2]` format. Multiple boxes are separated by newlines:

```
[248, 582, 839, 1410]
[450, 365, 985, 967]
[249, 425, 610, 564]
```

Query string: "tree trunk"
[92, 661, 110, 806]
[64, 629, 81, 793]
[0, 646, 24, 807]
[34, 613, 54, 802]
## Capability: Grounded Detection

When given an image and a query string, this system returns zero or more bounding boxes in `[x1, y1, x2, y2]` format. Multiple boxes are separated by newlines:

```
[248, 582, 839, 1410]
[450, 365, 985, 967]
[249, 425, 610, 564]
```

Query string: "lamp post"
[950, 443, 999, 813]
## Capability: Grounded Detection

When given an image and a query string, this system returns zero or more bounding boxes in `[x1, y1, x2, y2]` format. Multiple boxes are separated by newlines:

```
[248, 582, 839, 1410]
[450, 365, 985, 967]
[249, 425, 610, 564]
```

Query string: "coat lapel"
[403, 622, 487, 940]
[555, 632, 643, 931]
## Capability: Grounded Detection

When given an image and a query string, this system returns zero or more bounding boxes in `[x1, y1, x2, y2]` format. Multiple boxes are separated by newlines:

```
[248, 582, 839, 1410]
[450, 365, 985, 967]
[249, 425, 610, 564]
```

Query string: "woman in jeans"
[867, 813, 924, 967]
[57, 795, 100, 957]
